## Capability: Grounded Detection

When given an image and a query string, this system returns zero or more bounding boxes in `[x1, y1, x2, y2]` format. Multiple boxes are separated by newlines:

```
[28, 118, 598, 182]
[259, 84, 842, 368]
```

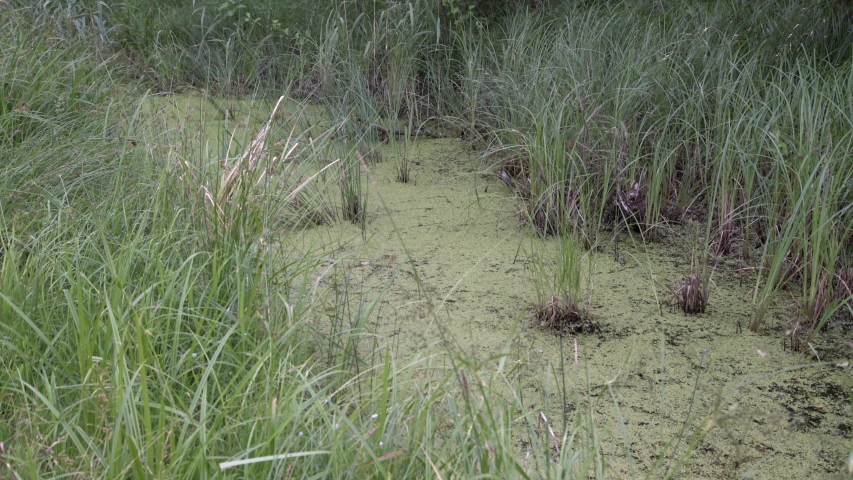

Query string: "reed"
[746, 57, 853, 333]
[5, 1, 853, 477]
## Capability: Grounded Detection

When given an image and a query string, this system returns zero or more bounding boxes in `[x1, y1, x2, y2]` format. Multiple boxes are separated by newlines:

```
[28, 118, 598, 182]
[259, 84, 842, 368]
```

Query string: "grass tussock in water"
[529, 232, 599, 334]
[2, 0, 853, 477]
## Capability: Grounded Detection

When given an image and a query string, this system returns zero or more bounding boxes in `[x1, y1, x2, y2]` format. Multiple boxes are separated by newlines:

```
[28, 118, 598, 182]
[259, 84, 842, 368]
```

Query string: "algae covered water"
[300, 136, 853, 478]
[144, 94, 853, 478]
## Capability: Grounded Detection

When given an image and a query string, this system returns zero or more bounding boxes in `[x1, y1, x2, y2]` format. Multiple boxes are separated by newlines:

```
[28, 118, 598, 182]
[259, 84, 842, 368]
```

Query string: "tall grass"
[0, 7, 623, 478]
[528, 231, 598, 334]
[447, 1, 853, 335]
[4, 0, 853, 477]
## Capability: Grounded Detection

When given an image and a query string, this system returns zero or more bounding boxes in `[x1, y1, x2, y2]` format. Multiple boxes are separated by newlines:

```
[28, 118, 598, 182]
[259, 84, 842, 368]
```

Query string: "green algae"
[146, 95, 853, 478]
[303, 139, 853, 479]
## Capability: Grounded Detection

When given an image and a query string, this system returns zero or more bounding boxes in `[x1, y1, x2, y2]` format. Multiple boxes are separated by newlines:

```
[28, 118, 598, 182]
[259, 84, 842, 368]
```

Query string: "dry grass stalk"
[715, 195, 737, 256]
[668, 251, 710, 315]
[179, 95, 339, 232]
[397, 157, 410, 183]
[217, 95, 288, 205]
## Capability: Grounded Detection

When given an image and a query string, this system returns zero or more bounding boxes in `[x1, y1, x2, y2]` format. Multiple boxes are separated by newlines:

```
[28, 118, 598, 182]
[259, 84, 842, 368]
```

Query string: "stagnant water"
[150, 95, 853, 478]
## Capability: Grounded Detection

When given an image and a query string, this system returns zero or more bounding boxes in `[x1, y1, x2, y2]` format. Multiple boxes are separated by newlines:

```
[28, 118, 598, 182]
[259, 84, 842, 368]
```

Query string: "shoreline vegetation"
[1, 0, 852, 478]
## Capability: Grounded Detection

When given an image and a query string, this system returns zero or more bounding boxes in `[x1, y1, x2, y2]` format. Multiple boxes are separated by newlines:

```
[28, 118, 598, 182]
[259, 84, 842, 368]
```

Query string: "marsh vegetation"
[1, 0, 853, 478]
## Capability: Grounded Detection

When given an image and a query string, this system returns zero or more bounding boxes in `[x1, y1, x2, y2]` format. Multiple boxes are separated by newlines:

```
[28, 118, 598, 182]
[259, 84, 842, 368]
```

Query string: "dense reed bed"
[2, 0, 852, 477]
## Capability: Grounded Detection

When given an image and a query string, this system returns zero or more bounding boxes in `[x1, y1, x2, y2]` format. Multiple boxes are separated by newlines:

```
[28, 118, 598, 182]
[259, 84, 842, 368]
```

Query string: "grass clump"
[668, 251, 713, 315]
[529, 232, 598, 335]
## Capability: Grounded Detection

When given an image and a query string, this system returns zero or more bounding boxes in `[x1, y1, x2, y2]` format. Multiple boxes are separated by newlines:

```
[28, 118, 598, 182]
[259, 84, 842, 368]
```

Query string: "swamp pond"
[150, 94, 853, 479]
